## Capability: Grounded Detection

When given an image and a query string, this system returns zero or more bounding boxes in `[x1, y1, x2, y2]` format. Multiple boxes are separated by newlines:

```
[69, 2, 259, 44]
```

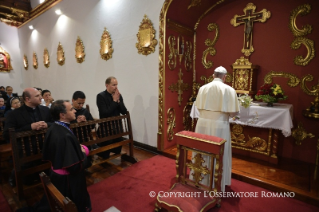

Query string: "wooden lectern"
[155, 131, 226, 212]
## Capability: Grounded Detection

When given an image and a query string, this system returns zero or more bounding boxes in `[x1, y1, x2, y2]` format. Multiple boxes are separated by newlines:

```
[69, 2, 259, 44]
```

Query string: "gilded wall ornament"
[168, 35, 177, 70]
[186, 153, 209, 187]
[291, 122, 315, 145]
[168, 69, 189, 106]
[288, 4, 312, 37]
[184, 41, 192, 71]
[43, 48, 50, 68]
[290, 37, 315, 66]
[202, 23, 219, 69]
[188, 0, 202, 10]
[200, 75, 214, 85]
[300, 74, 319, 118]
[230, 3, 271, 57]
[33, 52, 38, 69]
[264, 71, 300, 87]
[0, 46, 13, 72]
[100, 27, 114, 61]
[225, 73, 233, 83]
[23, 54, 28, 70]
[136, 15, 158, 56]
[75, 36, 85, 63]
[57, 42, 65, 66]
[167, 108, 176, 141]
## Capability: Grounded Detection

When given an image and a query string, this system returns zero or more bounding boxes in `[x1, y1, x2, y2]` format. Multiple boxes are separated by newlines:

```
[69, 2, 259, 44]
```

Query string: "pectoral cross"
[230, 3, 271, 56]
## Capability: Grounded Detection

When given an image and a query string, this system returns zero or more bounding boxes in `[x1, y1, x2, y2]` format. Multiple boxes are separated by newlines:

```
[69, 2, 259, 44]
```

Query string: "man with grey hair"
[191, 66, 239, 192]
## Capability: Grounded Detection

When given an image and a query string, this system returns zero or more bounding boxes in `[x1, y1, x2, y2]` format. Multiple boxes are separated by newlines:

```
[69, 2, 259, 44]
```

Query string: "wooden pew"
[9, 128, 50, 200]
[70, 111, 137, 165]
[9, 112, 136, 200]
[40, 172, 78, 212]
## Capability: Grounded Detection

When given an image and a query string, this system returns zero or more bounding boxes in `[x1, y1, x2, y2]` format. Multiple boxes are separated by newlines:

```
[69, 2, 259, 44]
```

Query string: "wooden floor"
[0, 144, 157, 212]
[164, 146, 319, 207]
[1, 144, 319, 211]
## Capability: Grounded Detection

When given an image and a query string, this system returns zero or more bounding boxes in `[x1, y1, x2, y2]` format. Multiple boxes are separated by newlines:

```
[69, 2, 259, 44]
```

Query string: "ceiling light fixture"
[55, 9, 62, 15]
[29, 25, 34, 30]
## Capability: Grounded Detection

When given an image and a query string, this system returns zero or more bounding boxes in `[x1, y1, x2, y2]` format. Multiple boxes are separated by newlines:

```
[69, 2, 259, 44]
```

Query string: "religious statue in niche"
[75, 36, 85, 63]
[100, 27, 114, 61]
[0, 46, 13, 72]
[136, 14, 157, 55]
[230, 3, 271, 57]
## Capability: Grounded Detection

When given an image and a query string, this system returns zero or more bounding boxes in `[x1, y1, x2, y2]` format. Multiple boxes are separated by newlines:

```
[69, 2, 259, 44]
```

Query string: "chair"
[39, 172, 78, 212]
[155, 131, 226, 212]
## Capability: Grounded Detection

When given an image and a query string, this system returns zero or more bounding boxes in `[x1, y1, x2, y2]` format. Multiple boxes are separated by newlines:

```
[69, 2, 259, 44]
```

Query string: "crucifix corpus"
[230, 3, 271, 57]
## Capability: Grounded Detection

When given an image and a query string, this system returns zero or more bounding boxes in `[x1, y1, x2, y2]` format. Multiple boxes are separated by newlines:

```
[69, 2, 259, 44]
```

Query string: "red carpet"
[0, 190, 11, 212]
[88, 155, 319, 212]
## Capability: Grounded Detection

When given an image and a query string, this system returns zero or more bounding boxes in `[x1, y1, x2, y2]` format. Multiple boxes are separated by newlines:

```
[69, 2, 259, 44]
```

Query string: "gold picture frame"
[33, 52, 38, 69]
[43, 48, 50, 68]
[57, 42, 65, 66]
[0, 46, 13, 72]
[23, 54, 28, 70]
[75, 36, 85, 63]
[100, 27, 114, 61]
[136, 14, 157, 55]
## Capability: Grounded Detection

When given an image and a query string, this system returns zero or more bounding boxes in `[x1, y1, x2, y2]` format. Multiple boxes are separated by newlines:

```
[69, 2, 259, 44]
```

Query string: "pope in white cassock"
[191, 66, 240, 192]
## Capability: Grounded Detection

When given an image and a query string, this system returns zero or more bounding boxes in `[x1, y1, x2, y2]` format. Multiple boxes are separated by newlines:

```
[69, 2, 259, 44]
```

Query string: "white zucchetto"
[214, 66, 227, 74]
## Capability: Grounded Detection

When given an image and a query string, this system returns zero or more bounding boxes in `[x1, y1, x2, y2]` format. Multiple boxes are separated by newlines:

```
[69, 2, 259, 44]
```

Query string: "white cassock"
[190, 78, 239, 192]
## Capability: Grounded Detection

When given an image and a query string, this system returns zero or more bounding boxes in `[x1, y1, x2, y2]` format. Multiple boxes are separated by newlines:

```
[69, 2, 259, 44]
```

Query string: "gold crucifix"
[168, 68, 189, 106]
[230, 3, 271, 57]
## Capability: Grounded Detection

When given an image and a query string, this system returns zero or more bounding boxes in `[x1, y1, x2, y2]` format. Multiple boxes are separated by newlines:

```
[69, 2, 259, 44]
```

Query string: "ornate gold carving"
[230, 3, 271, 56]
[188, 0, 201, 9]
[271, 130, 278, 158]
[136, 15, 158, 55]
[231, 124, 271, 155]
[23, 54, 28, 70]
[225, 73, 233, 83]
[264, 71, 300, 87]
[234, 69, 249, 90]
[176, 144, 180, 181]
[43, 48, 50, 68]
[0, 46, 13, 72]
[0, 5, 29, 21]
[301, 75, 319, 118]
[168, 36, 177, 70]
[167, 19, 193, 37]
[194, 0, 225, 30]
[75, 36, 85, 63]
[57, 42, 65, 66]
[202, 23, 219, 69]
[158, 0, 173, 150]
[291, 122, 315, 145]
[187, 153, 209, 186]
[100, 27, 113, 61]
[184, 41, 192, 71]
[183, 104, 192, 131]
[200, 75, 214, 84]
[33, 52, 38, 69]
[175, 133, 226, 146]
[233, 56, 252, 66]
[289, 4, 312, 37]
[167, 108, 176, 141]
[0, 18, 22, 27]
[290, 37, 315, 66]
[168, 69, 189, 106]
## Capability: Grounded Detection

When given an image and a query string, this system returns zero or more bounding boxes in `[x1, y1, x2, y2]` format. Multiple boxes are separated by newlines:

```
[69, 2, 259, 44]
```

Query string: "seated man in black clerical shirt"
[96, 76, 127, 159]
[71, 91, 94, 143]
[4, 87, 52, 187]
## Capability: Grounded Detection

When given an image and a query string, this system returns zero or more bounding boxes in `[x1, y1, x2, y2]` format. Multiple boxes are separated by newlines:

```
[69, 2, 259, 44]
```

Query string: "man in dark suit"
[96, 76, 127, 158]
[4, 87, 52, 186]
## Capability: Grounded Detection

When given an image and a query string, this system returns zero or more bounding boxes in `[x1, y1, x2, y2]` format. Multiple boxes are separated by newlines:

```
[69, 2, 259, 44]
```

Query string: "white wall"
[0, 22, 23, 95]
[18, 0, 164, 147]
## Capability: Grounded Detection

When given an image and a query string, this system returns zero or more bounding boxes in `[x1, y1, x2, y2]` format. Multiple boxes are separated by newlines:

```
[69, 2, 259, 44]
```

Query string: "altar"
[230, 102, 293, 164]
[191, 102, 293, 164]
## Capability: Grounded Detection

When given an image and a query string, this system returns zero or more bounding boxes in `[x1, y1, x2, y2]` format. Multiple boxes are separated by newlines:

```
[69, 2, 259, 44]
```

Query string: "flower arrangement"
[238, 94, 253, 108]
[255, 83, 287, 103]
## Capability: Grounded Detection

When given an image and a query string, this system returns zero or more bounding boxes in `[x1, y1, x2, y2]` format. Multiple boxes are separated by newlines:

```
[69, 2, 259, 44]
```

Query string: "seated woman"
[4, 97, 21, 117]
[41, 90, 54, 108]
[0, 97, 5, 110]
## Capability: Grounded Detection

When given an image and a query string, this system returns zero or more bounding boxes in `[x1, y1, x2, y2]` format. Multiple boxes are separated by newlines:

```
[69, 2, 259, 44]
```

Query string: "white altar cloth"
[191, 102, 293, 137]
